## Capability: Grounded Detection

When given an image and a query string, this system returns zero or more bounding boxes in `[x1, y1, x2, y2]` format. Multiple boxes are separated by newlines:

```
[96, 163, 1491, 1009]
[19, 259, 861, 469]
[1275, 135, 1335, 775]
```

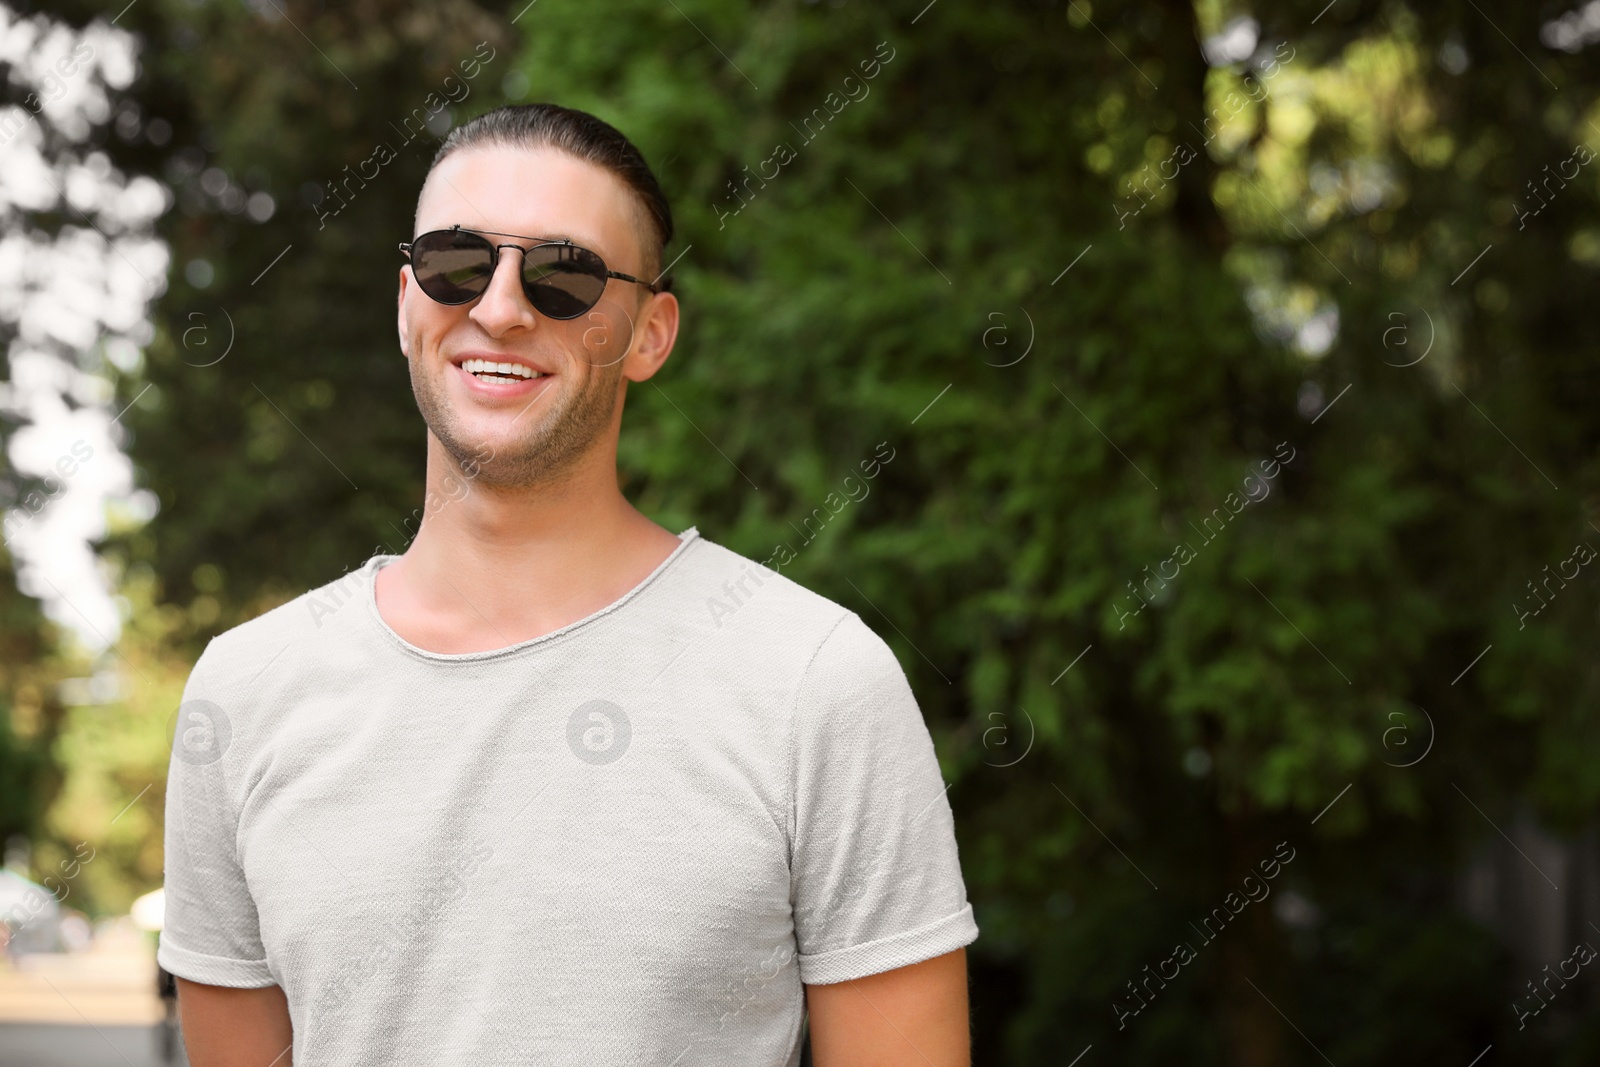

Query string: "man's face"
[399, 145, 671, 489]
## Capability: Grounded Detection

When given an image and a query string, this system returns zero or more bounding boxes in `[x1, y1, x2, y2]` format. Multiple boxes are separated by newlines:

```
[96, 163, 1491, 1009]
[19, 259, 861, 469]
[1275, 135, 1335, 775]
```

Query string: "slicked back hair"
[422, 103, 674, 291]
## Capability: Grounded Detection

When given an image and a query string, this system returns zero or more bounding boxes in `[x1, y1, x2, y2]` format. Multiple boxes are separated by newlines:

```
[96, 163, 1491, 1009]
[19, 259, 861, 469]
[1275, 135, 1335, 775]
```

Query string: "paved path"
[0, 919, 163, 1025]
[0, 1022, 187, 1066]
[0, 918, 187, 1064]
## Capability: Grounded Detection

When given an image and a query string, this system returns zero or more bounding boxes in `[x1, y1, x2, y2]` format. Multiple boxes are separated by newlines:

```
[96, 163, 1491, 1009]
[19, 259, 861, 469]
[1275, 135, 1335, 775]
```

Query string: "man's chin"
[436, 427, 515, 477]
[415, 363, 617, 489]
[429, 424, 564, 488]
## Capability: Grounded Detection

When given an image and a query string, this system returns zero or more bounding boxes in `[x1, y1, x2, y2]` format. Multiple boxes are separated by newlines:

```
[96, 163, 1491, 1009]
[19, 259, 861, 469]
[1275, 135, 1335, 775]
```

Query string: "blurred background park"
[2, 0, 1599, 1062]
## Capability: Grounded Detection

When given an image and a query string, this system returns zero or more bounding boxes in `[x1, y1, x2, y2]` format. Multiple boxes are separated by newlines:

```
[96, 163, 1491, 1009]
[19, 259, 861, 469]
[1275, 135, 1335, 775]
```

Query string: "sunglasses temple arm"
[608, 270, 661, 292]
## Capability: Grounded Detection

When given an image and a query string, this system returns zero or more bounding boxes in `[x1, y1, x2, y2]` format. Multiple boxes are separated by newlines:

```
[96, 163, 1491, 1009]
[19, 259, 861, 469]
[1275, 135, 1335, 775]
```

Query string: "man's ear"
[397, 265, 410, 359]
[622, 290, 679, 384]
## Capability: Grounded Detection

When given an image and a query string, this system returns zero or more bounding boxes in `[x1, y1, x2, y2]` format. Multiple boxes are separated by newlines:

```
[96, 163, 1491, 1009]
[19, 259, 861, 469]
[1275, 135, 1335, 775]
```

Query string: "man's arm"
[175, 978, 294, 1067]
[804, 947, 970, 1067]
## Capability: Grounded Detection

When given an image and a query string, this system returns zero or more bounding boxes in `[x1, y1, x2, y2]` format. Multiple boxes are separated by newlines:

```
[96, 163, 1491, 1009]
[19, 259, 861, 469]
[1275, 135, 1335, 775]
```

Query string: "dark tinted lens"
[410, 230, 494, 304]
[522, 244, 608, 319]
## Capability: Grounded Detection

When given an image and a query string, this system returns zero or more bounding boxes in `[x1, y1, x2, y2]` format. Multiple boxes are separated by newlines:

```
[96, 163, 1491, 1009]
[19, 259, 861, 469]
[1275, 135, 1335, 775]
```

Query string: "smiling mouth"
[459, 358, 549, 382]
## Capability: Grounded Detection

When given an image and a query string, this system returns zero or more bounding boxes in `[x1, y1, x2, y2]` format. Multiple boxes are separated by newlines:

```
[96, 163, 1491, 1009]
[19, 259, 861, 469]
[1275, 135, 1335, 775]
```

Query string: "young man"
[159, 103, 978, 1066]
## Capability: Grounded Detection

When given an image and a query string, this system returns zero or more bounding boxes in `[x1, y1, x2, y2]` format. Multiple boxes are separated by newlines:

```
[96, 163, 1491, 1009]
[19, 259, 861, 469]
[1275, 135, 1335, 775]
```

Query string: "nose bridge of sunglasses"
[456, 240, 539, 299]
[485, 245, 598, 319]
[491, 240, 584, 280]
[490, 242, 530, 278]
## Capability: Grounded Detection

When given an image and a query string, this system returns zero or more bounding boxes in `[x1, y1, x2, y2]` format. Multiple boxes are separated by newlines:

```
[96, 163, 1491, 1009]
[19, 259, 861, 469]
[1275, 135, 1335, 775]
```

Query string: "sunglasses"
[399, 224, 662, 320]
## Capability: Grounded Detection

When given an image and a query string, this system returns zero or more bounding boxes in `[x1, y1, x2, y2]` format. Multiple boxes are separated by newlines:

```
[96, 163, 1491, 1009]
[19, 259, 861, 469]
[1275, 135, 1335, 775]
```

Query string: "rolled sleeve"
[157, 642, 274, 988]
[788, 613, 979, 985]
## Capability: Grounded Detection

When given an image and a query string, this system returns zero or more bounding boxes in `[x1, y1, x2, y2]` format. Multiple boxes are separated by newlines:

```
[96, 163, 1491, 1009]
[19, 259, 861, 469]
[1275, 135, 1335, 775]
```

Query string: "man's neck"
[374, 433, 682, 653]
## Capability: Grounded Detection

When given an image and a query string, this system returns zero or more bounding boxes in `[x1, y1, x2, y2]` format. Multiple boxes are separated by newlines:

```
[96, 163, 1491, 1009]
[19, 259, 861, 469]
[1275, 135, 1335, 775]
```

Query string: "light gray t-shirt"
[158, 526, 978, 1065]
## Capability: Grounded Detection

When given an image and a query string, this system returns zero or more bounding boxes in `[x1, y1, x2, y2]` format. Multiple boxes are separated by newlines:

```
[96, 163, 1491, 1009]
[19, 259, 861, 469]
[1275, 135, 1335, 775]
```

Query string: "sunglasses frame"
[398, 223, 663, 319]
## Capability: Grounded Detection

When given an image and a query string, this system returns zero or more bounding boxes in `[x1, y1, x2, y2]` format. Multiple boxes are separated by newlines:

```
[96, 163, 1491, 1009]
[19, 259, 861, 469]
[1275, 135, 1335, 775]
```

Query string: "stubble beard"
[409, 349, 624, 491]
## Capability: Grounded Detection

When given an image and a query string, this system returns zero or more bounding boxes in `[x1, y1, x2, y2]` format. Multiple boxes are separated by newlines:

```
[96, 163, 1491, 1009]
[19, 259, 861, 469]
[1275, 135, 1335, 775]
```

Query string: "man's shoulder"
[189, 558, 378, 690]
[675, 533, 857, 642]
[665, 533, 918, 714]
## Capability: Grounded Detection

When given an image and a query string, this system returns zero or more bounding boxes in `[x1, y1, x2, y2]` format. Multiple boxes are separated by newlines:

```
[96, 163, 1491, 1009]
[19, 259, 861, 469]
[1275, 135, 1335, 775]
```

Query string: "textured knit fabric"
[158, 526, 978, 1066]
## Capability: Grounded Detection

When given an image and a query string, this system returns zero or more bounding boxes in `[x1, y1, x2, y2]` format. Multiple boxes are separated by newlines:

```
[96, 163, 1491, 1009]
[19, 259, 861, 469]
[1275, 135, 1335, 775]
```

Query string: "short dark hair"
[422, 103, 674, 290]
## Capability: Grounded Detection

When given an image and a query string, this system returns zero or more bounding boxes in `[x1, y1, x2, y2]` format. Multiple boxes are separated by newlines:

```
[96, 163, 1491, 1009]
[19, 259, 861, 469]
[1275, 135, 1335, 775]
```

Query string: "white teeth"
[460, 358, 545, 380]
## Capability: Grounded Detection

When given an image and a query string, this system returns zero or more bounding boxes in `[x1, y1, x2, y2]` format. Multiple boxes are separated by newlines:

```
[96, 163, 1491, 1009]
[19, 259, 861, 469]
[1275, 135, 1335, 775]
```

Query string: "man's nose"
[469, 244, 539, 336]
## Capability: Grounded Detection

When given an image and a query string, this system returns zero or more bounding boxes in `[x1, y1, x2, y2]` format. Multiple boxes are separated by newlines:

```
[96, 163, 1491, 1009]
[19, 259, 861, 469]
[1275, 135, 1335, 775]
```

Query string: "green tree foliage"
[0, 544, 61, 850]
[24, 0, 1600, 1061]
[0, 4, 151, 857]
[86, 0, 513, 647]
[492, 3, 1599, 1058]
